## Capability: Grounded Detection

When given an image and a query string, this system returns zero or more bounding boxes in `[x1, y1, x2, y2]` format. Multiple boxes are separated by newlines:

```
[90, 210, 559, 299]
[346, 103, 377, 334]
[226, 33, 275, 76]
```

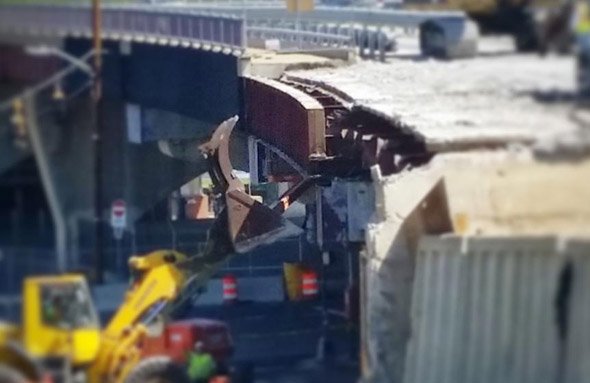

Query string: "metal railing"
[247, 21, 398, 59]
[0, 2, 470, 59]
[0, 4, 245, 54]
[176, 4, 467, 29]
[247, 26, 353, 51]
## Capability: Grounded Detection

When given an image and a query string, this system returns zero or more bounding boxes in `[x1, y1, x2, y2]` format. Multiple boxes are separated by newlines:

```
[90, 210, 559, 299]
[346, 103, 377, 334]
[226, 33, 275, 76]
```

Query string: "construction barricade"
[222, 275, 237, 303]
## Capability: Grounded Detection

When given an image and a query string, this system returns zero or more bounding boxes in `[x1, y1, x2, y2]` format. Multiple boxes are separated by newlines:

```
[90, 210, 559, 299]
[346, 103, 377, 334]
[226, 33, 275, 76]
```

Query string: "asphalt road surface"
[182, 301, 360, 382]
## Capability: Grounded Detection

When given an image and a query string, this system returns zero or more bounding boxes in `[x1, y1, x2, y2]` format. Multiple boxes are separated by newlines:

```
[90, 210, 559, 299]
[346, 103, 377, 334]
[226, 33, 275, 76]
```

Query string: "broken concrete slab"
[288, 50, 579, 154]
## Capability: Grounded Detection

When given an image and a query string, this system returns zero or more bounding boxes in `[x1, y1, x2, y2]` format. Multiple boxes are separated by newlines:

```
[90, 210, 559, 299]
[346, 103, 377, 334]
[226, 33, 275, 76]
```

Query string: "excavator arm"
[88, 116, 305, 383]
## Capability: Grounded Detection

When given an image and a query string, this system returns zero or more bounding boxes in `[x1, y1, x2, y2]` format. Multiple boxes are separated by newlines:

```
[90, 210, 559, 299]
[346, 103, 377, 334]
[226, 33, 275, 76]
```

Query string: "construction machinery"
[141, 318, 233, 367]
[0, 116, 304, 383]
[407, 0, 567, 51]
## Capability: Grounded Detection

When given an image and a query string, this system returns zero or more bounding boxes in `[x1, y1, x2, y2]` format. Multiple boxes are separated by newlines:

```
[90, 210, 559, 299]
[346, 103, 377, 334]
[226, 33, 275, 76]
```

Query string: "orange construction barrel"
[222, 275, 237, 302]
[302, 270, 319, 298]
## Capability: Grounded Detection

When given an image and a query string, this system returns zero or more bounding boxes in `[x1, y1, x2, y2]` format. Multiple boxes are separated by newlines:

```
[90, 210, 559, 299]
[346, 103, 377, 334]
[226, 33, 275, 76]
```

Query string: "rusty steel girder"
[243, 76, 326, 174]
[243, 74, 432, 182]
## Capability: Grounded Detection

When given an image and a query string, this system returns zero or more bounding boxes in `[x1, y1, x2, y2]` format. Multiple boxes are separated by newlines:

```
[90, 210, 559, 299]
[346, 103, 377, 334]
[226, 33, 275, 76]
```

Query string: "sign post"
[110, 199, 126, 276]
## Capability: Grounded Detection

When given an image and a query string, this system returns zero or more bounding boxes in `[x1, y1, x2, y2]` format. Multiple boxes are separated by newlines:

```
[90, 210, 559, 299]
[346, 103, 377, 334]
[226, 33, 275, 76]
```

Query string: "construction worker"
[42, 295, 65, 327]
[576, 0, 590, 96]
[187, 341, 217, 383]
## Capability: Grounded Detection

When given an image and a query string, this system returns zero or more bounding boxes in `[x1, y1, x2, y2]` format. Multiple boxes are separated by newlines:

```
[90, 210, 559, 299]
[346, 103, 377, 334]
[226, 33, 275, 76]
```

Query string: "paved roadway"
[181, 301, 359, 382]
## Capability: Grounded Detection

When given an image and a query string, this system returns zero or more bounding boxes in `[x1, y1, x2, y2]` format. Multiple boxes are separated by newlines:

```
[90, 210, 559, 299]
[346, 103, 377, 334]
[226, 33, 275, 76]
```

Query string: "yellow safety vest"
[187, 352, 216, 381]
[577, 2, 590, 34]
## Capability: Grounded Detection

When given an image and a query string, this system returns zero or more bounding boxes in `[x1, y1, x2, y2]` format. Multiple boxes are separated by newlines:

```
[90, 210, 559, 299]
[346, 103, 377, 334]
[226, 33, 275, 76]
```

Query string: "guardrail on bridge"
[168, 4, 477, 59]
[0, 4, 246, 55]
[170, 4, 467, 29]
[247, 26, 354, 51]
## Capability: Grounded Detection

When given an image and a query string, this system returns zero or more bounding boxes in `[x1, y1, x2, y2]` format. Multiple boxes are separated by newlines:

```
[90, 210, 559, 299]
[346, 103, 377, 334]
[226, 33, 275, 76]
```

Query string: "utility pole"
[92, 0, 104, 283]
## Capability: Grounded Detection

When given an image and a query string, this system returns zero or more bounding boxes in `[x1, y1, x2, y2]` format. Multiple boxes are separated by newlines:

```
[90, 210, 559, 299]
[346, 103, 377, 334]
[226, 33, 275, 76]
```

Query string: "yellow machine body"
[0, 251, 189, 383]
[87, 250, 188, 383]
[0, 322, 19, 347]
[22, 275, 101, 366]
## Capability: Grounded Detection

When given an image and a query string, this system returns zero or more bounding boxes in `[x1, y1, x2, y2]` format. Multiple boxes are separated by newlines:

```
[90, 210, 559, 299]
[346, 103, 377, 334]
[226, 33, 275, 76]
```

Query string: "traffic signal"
[10, 98, 28, 148]
[52, 82, 65, 101]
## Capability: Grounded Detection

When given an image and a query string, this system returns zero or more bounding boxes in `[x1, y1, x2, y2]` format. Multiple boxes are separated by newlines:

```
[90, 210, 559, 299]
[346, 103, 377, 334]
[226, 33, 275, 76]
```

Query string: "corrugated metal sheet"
[403, 236, 590, 383]
[564, 240, 590, 383]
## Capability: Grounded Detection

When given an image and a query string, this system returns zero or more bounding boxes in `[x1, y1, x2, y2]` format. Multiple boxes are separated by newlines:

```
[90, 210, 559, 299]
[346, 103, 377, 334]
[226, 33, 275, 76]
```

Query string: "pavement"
[255, 359, 359, 383]
[180, 301, 360, 382]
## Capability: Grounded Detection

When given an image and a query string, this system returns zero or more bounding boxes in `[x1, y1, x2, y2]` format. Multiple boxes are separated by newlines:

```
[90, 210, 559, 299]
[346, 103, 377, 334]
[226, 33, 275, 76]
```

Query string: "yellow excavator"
[0, 116, 304, 383]
[408, 0, 568, 51]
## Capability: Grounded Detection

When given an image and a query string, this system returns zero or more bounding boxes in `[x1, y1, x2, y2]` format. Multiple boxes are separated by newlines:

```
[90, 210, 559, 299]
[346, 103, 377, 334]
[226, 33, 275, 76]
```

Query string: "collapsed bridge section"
[242, 74, 431, 181]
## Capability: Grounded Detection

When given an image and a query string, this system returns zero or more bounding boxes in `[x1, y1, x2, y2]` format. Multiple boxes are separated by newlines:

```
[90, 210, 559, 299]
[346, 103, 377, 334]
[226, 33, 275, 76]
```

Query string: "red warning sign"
[110, 199, 127, 230]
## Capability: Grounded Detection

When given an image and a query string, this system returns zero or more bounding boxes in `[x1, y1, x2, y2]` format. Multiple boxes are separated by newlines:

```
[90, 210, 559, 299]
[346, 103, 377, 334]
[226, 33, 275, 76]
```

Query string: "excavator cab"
[22, 275, 101, 366]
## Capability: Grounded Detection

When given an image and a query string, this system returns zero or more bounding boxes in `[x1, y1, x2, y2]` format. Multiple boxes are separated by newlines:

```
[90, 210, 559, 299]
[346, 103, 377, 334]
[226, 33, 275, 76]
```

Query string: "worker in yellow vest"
[187, 341, 217, 383]
[576, 0, 590, 96]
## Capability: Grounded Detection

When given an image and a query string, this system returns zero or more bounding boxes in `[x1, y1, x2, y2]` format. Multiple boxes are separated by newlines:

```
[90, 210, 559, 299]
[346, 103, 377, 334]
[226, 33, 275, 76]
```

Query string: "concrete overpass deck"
[284, 37, 581, 159]
[291, 59, 575, 148]
[236, 38, 582, 187]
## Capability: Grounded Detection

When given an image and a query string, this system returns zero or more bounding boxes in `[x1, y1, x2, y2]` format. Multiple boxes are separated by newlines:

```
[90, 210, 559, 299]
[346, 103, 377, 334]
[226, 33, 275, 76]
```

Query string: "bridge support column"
[25, 94, 68, 272]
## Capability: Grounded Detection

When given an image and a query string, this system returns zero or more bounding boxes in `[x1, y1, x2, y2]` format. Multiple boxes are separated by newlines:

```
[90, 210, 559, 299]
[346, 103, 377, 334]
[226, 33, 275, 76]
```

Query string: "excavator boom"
[89, 116, 304, 383]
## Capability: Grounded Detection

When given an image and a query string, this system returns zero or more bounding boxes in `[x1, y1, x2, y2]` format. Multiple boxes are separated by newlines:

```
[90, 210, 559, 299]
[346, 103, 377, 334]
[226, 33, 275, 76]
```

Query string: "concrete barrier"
[194, 275, 285, 305]
[93, 275, 286, 312]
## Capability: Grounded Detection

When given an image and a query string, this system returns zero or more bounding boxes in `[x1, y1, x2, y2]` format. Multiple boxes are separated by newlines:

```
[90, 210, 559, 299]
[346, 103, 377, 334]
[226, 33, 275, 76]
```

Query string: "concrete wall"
[363, 154, 590, 383]
[440, 154, 590, 237]
[363, 167, 452, 383]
